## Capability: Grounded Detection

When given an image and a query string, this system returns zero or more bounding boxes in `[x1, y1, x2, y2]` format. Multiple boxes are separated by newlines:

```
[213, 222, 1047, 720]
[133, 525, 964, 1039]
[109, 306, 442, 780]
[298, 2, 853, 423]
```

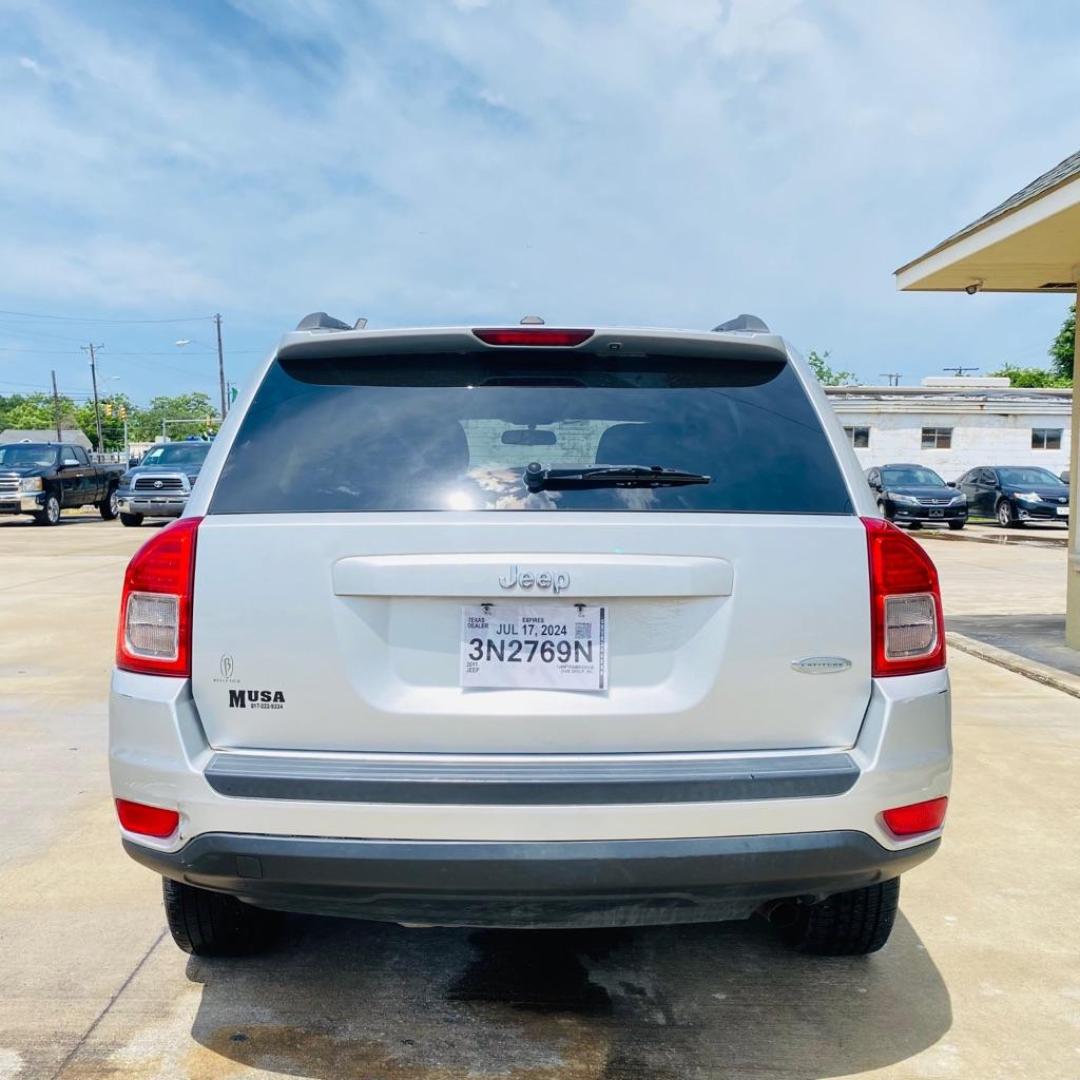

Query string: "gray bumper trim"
[123, 830, 938, 927]
[203, 751, 859, 805]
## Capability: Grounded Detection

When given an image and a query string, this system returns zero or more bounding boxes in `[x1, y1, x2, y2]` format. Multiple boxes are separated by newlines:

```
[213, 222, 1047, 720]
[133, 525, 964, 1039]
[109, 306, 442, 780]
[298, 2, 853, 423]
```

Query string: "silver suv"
[109, 316, 951, 957]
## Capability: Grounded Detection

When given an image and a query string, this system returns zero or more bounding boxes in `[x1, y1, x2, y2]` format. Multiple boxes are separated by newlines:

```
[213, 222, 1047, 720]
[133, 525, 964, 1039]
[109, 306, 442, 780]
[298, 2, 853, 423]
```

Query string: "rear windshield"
[210, 350, 852, 515]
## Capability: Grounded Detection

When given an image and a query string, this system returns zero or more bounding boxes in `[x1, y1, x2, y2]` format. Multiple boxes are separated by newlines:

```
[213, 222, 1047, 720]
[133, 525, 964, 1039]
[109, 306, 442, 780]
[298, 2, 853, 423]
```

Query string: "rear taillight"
[116, 516, 202, 677]
[862, 516, 945, 677]
[115, 798, 180, 838]
[472, 328, 594, 346]
[881, 796, 948, 837]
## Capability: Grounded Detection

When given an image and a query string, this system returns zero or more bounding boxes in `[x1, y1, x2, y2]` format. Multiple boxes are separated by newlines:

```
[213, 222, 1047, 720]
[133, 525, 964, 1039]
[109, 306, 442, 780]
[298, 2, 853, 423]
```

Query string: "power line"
[0, 308, 215, 324]
[0, 346, 259, 356]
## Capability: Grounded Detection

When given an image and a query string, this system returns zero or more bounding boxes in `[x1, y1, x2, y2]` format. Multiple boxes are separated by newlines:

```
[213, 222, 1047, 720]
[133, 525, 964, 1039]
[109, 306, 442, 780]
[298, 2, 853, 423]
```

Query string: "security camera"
[964, 280, 983, 296]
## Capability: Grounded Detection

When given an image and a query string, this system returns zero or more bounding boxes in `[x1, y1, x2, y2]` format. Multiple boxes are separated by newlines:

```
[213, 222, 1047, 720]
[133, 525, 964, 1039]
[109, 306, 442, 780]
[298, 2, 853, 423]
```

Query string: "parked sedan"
[866, 464, 967, 529]
[115, 440, 211, 526]
[955, 466, 1070, 527]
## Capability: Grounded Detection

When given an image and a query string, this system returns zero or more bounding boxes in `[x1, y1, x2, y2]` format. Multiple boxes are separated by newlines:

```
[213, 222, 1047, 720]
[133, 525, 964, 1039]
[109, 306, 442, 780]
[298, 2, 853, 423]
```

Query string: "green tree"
[0, 392, 84, 437]
[989, 364, 1070, 388]
[807, 349, 855, 386]
[1049, 304, 1075, 379]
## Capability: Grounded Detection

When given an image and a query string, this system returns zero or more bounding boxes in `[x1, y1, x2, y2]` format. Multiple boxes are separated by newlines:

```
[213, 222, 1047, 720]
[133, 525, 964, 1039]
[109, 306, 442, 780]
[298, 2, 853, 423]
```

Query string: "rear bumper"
[124, 829, 938, 927]
[110, 665, 951, 925]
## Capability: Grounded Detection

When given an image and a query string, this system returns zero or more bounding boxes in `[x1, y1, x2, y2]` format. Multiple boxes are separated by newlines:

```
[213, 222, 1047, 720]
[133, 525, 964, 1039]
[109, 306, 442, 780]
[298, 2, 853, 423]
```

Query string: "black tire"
[33, 494, 61, 526]
[99, 488, 119, 520]
[996, 499, 1019, 528]
[906, 521, 922, 530]
[780, 878, 900, 956]
[162, 877, 280, 957]
[120, 511, 143, 527]
[948, 520, 966, 531]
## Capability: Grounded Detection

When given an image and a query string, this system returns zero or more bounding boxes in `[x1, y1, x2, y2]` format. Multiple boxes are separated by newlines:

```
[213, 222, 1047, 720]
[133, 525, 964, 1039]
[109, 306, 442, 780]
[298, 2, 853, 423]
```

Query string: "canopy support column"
[1068, 284, 1080, 647]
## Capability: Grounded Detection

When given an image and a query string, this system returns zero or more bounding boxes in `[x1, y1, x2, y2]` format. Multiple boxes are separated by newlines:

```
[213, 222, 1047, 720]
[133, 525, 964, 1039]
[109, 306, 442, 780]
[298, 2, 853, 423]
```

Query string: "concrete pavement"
[1, 515, 1079, 1079]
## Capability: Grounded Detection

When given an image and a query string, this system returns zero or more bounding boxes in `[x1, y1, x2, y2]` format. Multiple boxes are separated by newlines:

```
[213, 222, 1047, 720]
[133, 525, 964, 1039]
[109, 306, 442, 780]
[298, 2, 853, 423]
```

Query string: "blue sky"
[1, 0, 1079, 405]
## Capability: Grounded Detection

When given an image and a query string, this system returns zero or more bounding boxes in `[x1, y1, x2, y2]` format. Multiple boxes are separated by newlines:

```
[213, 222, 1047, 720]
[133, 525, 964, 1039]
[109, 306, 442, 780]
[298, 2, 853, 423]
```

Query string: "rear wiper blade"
[523, 461, 711, 493]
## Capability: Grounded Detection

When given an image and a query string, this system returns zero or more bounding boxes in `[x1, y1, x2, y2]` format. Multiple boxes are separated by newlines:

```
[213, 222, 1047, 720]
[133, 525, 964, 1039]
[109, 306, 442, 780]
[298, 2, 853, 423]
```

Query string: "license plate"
[461, 604, 608, 691]
[1057, 506, 1069, 516]
[929, 509, 944, 518]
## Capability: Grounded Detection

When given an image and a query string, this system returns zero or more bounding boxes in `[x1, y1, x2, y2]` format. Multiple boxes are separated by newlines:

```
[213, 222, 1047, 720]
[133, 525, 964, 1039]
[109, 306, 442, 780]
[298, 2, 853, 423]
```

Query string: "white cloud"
[0, 0, 1076, 386]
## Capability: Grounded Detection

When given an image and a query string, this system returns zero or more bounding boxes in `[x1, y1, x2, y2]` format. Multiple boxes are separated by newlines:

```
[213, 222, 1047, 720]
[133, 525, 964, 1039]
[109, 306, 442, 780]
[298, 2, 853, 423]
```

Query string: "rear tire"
[162, 878, 280, 956]
[780, 878, 900, 956]
[948, 520, 965, 531]
[33, 494, 61, 526]
[120, 511, 143, 527]
[99, 488, 119, 520]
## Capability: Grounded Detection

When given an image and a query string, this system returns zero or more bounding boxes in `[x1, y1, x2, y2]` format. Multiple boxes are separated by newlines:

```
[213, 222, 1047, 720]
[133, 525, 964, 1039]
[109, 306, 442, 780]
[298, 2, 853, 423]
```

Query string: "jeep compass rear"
[109, 317, 950, 957]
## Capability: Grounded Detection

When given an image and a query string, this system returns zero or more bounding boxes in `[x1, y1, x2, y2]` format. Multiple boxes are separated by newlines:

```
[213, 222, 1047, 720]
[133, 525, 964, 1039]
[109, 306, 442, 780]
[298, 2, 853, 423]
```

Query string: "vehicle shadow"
[0, 513, 110, 527]
[186, 911, 950, 1079]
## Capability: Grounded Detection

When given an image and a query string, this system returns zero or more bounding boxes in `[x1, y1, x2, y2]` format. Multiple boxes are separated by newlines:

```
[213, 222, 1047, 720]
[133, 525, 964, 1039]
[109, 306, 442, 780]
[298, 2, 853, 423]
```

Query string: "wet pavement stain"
[449, 929, 632, 1016]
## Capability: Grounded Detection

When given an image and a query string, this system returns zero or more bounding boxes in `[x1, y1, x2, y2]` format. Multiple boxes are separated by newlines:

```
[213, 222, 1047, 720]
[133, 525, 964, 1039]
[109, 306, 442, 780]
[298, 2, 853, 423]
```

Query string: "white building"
[825, 378, 1071, 481]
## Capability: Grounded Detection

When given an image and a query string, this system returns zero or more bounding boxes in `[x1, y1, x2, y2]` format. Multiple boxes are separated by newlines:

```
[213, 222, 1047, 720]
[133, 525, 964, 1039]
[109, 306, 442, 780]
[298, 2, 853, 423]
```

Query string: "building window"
[844, 426, 870, 448]
[1032, 428, 1063, 450]
[921, 427, 952, 449]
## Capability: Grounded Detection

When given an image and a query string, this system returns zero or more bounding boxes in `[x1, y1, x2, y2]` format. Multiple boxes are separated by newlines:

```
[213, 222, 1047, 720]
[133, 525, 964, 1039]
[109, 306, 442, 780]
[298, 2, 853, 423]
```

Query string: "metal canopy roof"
[895, 150, 1080, 293]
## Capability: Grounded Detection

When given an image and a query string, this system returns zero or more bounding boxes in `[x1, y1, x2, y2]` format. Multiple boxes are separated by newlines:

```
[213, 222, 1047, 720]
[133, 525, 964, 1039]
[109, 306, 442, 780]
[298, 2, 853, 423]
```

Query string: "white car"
[109, 315, 951, 957]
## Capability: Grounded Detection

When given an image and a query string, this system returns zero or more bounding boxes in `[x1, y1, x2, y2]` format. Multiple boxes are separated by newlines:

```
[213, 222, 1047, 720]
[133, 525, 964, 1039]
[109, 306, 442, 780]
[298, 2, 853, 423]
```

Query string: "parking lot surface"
[2, 514, 1079, 1079]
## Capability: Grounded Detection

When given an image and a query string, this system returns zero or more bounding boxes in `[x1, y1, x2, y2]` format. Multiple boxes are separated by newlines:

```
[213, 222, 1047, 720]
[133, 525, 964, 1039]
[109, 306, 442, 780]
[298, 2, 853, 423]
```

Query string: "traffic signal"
[104, 402, 113, 418]
[118, 405, 128, 421]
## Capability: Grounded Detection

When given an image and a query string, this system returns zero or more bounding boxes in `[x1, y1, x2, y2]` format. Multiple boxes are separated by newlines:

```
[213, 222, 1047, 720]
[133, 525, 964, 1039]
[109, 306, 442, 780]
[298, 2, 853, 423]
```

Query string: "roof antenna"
[520, 315, 545, 325]
[354, 317, 368, 330]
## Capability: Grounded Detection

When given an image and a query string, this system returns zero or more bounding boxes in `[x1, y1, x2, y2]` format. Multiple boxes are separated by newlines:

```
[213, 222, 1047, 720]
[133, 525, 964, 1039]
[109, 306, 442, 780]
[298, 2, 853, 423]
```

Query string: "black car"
[866, 464, 968, 529]
[955, 466, 1070, 527]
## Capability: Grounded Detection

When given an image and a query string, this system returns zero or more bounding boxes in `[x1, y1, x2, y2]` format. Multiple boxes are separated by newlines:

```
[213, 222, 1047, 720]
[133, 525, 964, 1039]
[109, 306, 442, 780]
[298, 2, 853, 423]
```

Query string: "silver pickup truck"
[116, 441, 211, 527]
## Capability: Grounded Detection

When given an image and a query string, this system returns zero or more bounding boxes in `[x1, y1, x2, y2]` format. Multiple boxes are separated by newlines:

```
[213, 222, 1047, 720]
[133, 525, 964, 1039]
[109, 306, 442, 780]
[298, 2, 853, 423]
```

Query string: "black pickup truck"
[0, 442, 125, 525]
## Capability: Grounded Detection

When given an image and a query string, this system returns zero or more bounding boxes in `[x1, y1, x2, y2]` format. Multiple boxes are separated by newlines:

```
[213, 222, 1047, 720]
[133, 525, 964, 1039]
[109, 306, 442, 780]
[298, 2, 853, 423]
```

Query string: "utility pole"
[943, 365, 979, 377]
[878, 372, 902, 387]
[214, 313, 227, 419]
[82, 342, 105, 451]
[50, 370, 62, 441]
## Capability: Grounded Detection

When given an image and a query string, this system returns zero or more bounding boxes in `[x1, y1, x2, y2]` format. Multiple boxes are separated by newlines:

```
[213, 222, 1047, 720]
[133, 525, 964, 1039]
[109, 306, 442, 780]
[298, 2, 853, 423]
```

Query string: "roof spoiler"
[712, 314, 770, 333]
[296, 312, 368, 332]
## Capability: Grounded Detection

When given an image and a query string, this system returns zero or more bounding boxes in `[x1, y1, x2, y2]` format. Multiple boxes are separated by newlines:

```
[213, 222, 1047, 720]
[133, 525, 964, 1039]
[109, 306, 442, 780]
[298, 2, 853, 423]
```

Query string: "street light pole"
[214, 313, 227, 419]
[82, 342, 105, 451]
